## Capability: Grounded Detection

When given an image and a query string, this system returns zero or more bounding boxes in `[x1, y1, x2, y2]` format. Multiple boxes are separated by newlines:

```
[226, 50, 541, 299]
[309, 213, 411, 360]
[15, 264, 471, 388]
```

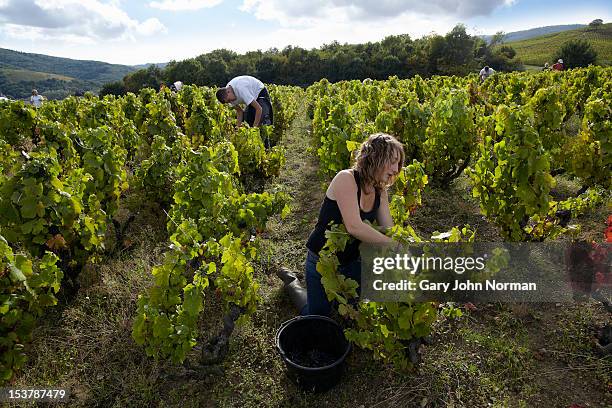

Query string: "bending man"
[216, 75, 273, 128]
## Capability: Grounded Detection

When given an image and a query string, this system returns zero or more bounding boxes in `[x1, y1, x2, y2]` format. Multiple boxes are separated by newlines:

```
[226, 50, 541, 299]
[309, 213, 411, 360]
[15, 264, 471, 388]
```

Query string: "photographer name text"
[372, 279, 537, 292]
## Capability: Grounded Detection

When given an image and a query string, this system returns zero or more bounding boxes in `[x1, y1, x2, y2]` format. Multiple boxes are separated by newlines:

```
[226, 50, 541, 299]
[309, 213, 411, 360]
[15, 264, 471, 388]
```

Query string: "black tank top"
[306, 170, 381, 264]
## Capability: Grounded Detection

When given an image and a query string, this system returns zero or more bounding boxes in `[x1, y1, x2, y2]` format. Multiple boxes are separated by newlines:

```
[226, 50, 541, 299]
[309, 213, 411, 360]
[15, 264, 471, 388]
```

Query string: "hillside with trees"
[506, 22, 611, 66]
[102, 24, 522, 95]
[0, 48, 136, 100]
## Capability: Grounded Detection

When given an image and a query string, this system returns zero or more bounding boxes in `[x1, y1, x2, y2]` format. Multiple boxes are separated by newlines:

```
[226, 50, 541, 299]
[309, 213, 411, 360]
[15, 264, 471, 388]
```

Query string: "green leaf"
[9, 264, 26, 282]
[281, 204, 291, 219]
[152, 314, 173, 338]
[131, 312, 147, 345]
[182, 284, 203, 316]
[152, 264, 171, 287]
[1, 367, 13, 381]
[398, 307, 413, 330]
[346, 140, 361, 153]
[20, 197, 38, 219]
[50, 177, 63, 190]
[37, 293, 58, 307]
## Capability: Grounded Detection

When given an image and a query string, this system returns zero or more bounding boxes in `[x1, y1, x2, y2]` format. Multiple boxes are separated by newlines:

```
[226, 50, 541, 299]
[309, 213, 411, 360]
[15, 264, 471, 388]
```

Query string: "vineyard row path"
[261, 103, 323, 278]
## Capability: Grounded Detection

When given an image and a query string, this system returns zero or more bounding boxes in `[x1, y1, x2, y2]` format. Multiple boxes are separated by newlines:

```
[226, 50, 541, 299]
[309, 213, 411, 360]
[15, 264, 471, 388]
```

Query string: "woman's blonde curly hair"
[352, 133, 405, 193]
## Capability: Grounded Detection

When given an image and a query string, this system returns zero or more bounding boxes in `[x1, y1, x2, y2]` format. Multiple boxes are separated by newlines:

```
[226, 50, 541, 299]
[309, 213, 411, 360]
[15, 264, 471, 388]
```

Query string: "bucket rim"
[275, 314, 352, 372]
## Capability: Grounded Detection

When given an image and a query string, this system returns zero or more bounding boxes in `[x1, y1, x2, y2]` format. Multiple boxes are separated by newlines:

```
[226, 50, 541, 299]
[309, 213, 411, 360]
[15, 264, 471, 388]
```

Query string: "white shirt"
[479, 67, 495, 80]
[30, 94, 43, 107]
[226, 76, 264, 107]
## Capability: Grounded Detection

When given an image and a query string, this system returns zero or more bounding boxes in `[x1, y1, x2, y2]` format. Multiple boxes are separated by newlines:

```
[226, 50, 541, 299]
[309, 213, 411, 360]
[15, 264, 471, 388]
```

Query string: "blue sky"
[0, 0, 610, 65]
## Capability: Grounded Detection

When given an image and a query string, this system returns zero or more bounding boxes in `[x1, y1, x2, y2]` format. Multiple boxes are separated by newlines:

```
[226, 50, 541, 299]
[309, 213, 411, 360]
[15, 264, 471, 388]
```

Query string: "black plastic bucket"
[275, 315, 351, 393]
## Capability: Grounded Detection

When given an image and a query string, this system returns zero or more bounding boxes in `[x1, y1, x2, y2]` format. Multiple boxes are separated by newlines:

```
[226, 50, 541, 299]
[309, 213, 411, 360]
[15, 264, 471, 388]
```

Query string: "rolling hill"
[480, 24, 586, 43]
[0, 48, 136, 100]
[0, 68, 74, 83]
[132, 62, 169, 70]
[506, 23, 612, 66]
[0, 48, 135, 83]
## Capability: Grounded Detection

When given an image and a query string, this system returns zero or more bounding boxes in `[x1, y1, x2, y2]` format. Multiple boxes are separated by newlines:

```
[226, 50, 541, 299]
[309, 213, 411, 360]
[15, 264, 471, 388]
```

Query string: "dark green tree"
[99, 81, 126, 97]
[164, 59, 203, 86]
[123, 65, 163, 93]
[555, 39, 597, 69]
[589, 19, 603, 31]
[381, 55, 402, 78]
[473, 37, 491, 64]
[227, 59, 256, 81]
[205, 58, 229, 86]
[434, 24, 476, 75]
[498, 45, 516, 59]
[489, 31, 506, 47]
[256, 55, 283, 83]
[425, 34, 446, 74]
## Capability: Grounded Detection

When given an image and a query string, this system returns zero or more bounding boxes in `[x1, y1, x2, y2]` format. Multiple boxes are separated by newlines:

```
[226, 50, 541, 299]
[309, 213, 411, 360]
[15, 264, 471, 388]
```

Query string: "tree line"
[101, 24, 522, 96]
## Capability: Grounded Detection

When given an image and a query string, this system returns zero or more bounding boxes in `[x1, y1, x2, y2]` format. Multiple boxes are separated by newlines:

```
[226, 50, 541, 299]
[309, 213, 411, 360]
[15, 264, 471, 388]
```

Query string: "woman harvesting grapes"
[277, 133, 404, 315]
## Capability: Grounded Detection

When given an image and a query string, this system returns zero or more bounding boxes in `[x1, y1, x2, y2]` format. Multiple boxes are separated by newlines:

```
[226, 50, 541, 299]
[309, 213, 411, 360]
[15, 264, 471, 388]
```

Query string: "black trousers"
[244, 87, 273, 127]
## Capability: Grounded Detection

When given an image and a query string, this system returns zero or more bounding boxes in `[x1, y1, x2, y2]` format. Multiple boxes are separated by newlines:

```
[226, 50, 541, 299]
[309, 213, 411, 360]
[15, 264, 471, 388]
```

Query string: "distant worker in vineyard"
[170, 81, 183, 92]
[215, 75, 273, 128]
[479, 66, 495, 82]
[552, 59, 564, 71]
[30, 89, 44, 108]
[276, 133, 402, 316]
[542, 62, 551, 71]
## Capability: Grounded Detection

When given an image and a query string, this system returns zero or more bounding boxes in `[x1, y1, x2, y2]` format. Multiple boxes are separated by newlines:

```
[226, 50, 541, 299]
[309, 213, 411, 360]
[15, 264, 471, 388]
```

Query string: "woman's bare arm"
[377, 189, 394, 229]
[329, 171, 393, 244]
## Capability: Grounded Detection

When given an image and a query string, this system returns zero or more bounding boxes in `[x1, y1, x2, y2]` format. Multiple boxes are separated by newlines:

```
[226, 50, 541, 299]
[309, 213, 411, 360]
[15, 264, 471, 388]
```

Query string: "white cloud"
[231, 0, 527, 64]
[148, 0, 223, 11]
[240, 0, 515, 27]
[221, 12, 458, 54]
[240, 0, 330, 27]
[0, 0, 166, 44]
[234, 1, 491, 53]
[2, 23, 96, 44]
[135, 18, 168, 36]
